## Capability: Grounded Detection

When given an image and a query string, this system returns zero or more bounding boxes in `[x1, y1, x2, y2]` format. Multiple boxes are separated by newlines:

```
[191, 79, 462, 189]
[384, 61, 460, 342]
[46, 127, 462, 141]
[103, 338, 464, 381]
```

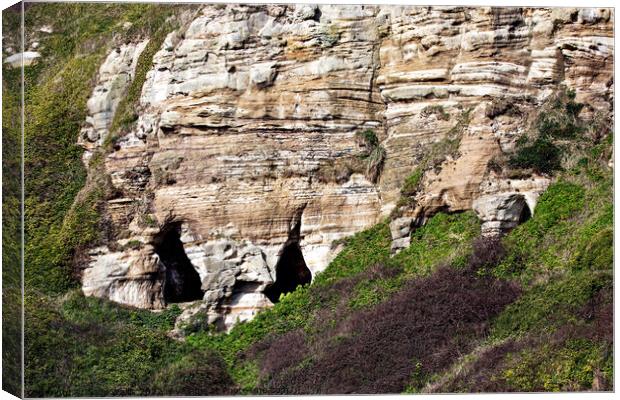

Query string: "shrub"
[258, 266, 520, 394]
[534, 89, 584, 140]
[508, 137, 562, 173]
[467, 237, 506, 272]
[508, 87, 586, 174]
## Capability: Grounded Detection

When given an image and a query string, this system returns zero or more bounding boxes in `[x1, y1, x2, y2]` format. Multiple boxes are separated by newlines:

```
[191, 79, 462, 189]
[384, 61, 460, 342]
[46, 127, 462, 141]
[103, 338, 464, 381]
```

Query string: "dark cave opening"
[154, 223, 204, 303]
[518, 202, 532, 224]
[264, 242, 312, 304]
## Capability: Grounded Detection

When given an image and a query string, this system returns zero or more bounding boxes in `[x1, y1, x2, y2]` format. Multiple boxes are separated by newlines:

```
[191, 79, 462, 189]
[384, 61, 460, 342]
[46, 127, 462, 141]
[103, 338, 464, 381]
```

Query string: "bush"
[534, 89, 584, 140]
[508, 87, 585, 174]
[258, 266, 519, 394]
[508, 137, 562, 174]
[467, 237, 506, 272]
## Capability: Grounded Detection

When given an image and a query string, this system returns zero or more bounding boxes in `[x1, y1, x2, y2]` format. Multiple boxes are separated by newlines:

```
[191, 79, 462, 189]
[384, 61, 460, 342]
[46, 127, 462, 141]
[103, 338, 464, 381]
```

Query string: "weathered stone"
[3, 51, 41, 68]
[78, 40, 149, 162]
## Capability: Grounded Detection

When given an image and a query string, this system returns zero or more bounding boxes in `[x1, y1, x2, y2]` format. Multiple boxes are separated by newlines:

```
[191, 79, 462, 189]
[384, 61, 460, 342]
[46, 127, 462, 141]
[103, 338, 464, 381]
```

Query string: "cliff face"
[77, 5, 613, 330]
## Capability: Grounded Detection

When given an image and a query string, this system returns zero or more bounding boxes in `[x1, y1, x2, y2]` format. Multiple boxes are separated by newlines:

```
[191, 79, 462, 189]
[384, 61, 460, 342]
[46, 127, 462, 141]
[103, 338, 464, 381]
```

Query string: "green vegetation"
[502, 338, 612, 391]
[2, 10, 24, 395]
[509, 137, 562, 173]
[25, 291, 211, 397]
[400, 167, 423, 197]
[491, 270, 608, 339]
[509, 87, 586, 173]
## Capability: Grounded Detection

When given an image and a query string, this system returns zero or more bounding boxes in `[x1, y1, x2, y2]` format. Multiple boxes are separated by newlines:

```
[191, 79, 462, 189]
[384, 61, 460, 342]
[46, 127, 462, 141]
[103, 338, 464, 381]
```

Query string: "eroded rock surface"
[77, 5, 614, 331]
[79, 40, 149, 162]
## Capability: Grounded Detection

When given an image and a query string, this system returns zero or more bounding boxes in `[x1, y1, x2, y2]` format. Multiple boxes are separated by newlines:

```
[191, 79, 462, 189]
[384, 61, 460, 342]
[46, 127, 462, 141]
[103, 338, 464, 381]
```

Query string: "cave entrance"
[518, 202, 532, 224]
[153, 222, 204, 303]
[264, 242, 312, 304]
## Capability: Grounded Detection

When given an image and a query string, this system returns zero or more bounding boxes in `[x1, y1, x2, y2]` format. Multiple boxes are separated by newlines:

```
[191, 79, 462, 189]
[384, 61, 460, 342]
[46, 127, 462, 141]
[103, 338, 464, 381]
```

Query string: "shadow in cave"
[153, 222, 204, 303]
[264, 242, 312, 304]
[518, 202, 532, 224]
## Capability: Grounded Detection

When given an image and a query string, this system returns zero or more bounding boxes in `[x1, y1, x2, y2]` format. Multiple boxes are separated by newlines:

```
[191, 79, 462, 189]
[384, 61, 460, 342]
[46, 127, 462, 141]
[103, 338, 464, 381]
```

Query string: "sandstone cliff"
[75, 5, 613, 331]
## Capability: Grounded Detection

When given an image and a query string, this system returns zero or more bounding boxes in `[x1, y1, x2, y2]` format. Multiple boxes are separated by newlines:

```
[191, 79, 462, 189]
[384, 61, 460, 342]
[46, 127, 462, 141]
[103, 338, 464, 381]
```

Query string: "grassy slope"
[14, 3, 613, 396]
[2, 8, 23, 395]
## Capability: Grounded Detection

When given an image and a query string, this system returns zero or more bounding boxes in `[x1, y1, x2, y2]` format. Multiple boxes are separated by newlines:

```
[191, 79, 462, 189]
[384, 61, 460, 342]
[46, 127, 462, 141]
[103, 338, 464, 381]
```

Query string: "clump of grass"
[400, 167, 423, 197]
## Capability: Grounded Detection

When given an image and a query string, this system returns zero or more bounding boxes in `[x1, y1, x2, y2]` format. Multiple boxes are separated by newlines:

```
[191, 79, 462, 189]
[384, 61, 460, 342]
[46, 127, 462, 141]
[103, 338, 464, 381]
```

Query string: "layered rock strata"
[77, 5, 614, 331]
